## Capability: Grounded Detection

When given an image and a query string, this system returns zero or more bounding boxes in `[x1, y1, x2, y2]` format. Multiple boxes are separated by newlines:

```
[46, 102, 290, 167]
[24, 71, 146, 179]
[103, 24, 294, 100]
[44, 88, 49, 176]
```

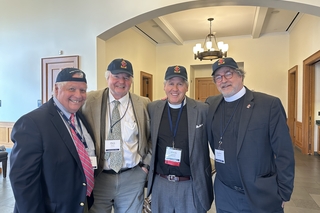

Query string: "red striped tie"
[70, 113, 94, 196]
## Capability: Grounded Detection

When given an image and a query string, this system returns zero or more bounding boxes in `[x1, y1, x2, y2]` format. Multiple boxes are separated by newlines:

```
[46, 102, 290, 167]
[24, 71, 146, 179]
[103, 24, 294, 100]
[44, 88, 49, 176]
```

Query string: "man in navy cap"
[10, 68, 96, 213]
[206, 57, 295, 213]
[81, 59, 151, 213]
[146, 65, 213, 213]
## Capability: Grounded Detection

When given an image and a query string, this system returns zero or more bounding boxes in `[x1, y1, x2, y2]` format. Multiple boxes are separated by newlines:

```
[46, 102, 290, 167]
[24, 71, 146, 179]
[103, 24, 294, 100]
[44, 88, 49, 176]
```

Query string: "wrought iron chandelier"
[193, 18, 229, 61]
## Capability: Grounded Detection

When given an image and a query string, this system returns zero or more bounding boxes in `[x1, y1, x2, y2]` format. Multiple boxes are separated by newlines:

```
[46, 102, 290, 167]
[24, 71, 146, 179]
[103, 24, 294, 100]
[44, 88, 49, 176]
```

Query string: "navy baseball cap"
[107, 58, 133, 77]
[56, 68, 87, 83]
[165, 65, 188, 80]
[212, 57, 239, 75]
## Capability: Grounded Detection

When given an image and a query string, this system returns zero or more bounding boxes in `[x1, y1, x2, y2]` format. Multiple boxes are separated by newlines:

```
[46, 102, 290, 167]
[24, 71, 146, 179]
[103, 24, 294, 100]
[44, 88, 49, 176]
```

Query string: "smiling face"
[107, 72, 132, 100]
[55, 81, 87, 114]
[164, 77, 188, 105]
[213, 66, 243, 98]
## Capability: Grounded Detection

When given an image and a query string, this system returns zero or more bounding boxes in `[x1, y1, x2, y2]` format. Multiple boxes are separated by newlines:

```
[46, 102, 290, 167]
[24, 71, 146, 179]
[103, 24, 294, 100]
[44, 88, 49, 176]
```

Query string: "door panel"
[41, 56, 79, 103]
[195, 78, 220, 102]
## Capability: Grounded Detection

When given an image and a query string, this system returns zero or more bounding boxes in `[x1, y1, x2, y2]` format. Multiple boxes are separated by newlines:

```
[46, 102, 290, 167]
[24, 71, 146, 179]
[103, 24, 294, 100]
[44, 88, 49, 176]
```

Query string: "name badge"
[105, 139, 121, 152]
[165, 147, 182, 167]
[215, 149, 225, 164]
[90, 156, 97, 169]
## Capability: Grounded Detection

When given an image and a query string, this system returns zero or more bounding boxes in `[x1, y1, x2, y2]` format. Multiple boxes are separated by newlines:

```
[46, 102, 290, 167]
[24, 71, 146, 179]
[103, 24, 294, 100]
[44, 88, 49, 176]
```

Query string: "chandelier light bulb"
[222, 43, 229, 52]
[206, 41, 212, 50]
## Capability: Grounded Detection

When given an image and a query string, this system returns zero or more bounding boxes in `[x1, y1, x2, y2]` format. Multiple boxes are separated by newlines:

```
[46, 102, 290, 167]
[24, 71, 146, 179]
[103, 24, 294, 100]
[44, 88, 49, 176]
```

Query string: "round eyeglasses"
[214, 71, 234, 83]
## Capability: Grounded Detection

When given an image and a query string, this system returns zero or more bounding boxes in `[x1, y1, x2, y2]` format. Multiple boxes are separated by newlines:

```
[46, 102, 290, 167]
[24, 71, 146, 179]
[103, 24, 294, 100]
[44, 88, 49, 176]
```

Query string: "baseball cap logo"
[120, 60, 127, 69]
[218, 58, 225, 65]
[174, 66, 181, 73]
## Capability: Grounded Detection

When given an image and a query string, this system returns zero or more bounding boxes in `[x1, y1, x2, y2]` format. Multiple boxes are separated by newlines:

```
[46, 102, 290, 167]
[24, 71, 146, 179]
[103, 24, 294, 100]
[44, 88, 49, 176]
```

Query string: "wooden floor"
[1, 148, 320, 213]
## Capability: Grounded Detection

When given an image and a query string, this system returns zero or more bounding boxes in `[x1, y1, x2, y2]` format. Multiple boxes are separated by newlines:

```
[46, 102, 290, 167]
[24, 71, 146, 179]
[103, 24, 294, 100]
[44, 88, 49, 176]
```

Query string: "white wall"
[1, 0, 320, 122]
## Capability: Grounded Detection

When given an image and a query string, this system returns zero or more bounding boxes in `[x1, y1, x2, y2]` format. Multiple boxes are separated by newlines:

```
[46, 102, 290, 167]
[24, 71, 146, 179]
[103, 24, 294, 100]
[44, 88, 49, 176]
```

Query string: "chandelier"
[193, 18, 229, 61]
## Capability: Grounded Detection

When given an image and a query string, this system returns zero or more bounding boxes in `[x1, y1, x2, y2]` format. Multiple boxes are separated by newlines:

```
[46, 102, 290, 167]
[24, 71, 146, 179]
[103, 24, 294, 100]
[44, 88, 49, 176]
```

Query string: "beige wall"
[99, 30, 289, 104]
[101, 29, 157, 93]
[154, 35, 289, 103]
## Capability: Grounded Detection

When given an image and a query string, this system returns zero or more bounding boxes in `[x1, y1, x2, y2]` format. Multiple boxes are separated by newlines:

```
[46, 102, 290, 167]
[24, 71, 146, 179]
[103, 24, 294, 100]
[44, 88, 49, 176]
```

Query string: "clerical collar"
[224, 86, 246, 102]
[168, 97, 186, 109]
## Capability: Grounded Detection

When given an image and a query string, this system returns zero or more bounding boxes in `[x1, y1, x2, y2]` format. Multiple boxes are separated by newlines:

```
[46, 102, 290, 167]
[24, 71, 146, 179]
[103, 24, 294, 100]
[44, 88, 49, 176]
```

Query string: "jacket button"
[80, 202, 85, 206]
[83, 182, 86, 186]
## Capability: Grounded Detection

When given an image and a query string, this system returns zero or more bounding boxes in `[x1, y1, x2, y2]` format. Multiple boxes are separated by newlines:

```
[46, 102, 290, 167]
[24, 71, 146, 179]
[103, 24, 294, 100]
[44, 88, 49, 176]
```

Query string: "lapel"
[96, 89, 109, 169]
[236, 88, 255, 155]
[130, 93, 142, 133]
[99, 89, 108, 165]
[152, 101, 166, 151]
[186, 97, 197, 157]
[48, 98, 83, 171]
[207, 95, 224, 143]
[84, 88, 108, 172]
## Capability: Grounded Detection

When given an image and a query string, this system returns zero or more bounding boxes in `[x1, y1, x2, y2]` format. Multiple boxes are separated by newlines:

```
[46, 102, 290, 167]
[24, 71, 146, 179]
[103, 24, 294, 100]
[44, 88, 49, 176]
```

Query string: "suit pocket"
[253, 173, 283, 209]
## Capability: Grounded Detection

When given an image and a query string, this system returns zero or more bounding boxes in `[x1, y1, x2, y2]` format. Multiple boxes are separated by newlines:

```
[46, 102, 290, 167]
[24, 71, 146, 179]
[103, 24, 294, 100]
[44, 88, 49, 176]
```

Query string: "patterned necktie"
[70, 113, 94, 196]
[107, 100, 123, 172]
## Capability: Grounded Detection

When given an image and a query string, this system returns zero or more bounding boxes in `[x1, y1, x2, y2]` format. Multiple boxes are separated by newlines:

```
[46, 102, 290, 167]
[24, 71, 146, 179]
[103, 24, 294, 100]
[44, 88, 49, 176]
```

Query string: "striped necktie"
[70, 113, 94, 196]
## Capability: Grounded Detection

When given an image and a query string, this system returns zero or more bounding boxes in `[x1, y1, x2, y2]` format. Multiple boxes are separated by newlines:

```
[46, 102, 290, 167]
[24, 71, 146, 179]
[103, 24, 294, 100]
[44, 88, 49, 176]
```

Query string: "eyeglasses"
[213, 71, 234, 83]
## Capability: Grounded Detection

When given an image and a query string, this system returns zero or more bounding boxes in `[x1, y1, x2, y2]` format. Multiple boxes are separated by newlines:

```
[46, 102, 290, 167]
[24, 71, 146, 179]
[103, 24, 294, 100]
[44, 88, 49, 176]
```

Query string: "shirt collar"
[53, 96, 73, 118]
[108, 92, 129, 106]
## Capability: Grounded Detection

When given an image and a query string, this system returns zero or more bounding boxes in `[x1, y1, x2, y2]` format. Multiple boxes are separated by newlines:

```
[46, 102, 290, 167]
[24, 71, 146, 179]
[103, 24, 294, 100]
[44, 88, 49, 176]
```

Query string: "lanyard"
[167, 101, 184, 148]
[218, 99, 240, 149]
[53, 101, 88, 148]
[108, 99, 130, 133]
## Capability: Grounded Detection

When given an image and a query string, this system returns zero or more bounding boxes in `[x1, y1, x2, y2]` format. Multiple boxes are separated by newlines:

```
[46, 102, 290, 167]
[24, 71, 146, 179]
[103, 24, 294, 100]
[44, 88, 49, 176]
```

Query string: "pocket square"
[196, 124, 203, 128]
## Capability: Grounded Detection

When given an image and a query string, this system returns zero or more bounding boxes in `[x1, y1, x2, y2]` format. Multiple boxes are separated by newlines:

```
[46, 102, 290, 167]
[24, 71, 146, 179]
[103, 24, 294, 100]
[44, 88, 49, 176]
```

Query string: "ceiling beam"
[252, 7, 269, 39]
[153, 17, 184, 45]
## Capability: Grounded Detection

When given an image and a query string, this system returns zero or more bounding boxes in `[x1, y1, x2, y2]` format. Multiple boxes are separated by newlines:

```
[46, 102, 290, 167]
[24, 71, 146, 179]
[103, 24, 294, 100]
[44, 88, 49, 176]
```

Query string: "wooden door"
[302, 50, 320, 154]
[41, 55, 79, 103]
[140, 71, 153, 101]
[195, 77, 220, 102]
[287, 66, 298, 147]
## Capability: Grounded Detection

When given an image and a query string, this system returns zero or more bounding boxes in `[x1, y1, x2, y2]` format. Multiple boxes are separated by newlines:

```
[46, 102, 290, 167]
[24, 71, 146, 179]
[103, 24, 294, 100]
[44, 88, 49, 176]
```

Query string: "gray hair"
[235, 68, 245, 79]
[52, 82, 67, 97]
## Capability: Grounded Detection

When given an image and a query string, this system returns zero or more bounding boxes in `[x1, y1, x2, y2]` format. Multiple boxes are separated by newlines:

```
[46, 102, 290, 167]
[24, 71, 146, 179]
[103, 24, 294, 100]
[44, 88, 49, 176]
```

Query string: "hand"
[141, 166, 149, 174]
[160, 96, 167, 101]
[282, 201, 285, 208]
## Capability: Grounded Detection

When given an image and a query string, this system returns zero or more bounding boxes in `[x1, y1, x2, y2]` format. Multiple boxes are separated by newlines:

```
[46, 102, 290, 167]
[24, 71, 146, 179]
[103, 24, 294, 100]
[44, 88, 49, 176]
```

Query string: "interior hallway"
[0, 148, 319, 213]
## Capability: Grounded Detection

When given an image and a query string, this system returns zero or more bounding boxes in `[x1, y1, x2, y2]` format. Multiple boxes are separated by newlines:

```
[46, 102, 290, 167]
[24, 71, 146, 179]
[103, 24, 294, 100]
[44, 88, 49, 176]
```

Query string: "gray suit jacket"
[206, 87, 295, 213]
[147, 97, 214, 211]
[81, 88, 151, 176]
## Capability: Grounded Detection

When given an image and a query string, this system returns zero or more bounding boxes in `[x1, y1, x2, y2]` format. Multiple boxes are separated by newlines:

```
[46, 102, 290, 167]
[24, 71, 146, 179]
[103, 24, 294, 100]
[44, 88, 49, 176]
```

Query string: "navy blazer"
[10, 98, 94, 213]
[206, 87, 295, 213]
[147, 97, 213, 211]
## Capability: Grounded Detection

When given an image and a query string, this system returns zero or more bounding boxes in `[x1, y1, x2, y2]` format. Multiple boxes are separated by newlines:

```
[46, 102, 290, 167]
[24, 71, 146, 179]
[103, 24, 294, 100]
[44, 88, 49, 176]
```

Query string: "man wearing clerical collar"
[206, 57, 294, 213]
[147, 65, 213, 213]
